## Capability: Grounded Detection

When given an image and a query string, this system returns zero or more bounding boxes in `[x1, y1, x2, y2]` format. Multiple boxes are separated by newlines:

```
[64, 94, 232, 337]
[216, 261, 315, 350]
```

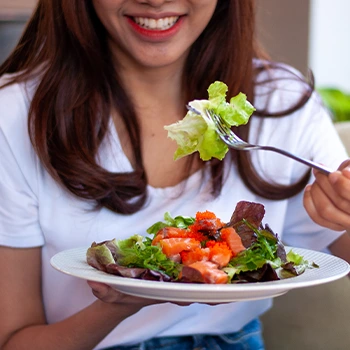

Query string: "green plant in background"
[317, 87, 350, 122]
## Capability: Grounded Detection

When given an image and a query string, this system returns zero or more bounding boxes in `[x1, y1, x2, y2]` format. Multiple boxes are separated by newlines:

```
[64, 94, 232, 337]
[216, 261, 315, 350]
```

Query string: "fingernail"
[329, 171, 341, 184]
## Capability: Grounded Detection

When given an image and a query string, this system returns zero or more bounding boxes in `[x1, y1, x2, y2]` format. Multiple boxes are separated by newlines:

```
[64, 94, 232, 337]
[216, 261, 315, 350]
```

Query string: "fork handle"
[257, 146, 332, 175]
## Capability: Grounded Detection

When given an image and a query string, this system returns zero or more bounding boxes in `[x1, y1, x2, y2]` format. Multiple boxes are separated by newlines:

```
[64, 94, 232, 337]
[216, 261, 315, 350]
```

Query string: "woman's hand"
[87, 281, 191, 310]
[87, 280, 159, 309]
[303, 159, 350, 232]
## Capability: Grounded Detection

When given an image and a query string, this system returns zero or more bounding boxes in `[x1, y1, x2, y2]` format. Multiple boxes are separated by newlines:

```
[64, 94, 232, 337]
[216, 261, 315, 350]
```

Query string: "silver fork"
[207, 110, 332, 175]
[186, 105, 331, 174]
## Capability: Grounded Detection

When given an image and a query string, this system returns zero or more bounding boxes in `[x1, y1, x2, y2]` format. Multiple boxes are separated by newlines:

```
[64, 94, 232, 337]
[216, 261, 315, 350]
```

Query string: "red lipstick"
[127, 16, 184, 41]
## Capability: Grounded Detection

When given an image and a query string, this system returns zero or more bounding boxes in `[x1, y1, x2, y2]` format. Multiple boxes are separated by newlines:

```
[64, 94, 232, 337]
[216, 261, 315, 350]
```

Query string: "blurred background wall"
[0, 0, 349, 93]
[256, 0, 350, 92]
[256, 0, 311, 75]
[0, 0, 37, 63]
[309, 0, 350, 92]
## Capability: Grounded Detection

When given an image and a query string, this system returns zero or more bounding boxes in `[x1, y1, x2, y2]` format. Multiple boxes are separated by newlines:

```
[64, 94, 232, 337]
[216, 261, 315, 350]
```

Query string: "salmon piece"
[180, 247, 210, 266]
[152, 227, 206, 246]
[206, 241, 232, 268]
[158, 238, 201, 257]
[152, 227, 188, 246]
[189, 211, 224, 236]
[220, 227, 245, 256]
[180, 261, 228, 284]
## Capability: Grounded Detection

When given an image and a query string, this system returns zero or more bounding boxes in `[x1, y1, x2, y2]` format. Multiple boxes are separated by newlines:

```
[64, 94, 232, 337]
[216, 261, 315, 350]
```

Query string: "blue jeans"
[104, 318, 265, 350]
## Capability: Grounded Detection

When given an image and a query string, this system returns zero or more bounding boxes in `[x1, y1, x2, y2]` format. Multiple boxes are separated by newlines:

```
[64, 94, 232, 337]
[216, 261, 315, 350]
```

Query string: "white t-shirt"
[0, 68, 347, 349]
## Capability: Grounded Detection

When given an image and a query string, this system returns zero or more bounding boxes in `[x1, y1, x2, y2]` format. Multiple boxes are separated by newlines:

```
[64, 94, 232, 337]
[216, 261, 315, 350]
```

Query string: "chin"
[135, 51, 188, 70]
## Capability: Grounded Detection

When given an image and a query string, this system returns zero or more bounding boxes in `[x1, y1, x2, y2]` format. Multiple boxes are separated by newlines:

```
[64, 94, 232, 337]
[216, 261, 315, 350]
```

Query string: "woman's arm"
[0, 246, 158, 350]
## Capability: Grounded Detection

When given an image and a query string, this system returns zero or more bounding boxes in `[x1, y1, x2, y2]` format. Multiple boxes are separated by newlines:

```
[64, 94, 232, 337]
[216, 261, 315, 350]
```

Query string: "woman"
[0, 1, 349, 349]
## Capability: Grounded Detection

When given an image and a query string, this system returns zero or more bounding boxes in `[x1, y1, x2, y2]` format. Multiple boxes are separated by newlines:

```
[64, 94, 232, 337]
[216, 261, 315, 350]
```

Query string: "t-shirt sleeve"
[0, 81, 44, 247]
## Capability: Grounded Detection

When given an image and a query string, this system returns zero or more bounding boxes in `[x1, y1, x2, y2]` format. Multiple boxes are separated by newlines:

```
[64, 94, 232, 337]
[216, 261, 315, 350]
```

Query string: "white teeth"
[133, 16, 179, 30]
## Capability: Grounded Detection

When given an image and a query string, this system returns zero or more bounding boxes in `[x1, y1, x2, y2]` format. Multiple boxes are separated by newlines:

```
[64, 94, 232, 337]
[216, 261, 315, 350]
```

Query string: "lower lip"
[127, 16, 184, 41]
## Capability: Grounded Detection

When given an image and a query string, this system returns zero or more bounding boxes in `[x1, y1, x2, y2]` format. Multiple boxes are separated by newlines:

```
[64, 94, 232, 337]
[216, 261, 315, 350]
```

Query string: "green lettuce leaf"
[224, 225, 281, 281]
[115, 234, 181, 278]
[280, 249, 319, 277]
[146, 212, 195, 236]
[86, 243, 116, 269]
[164, 81, 255, 161]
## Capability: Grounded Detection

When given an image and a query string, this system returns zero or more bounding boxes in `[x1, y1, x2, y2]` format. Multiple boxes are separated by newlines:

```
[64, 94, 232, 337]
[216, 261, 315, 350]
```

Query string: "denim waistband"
[103, 318, 265, 350]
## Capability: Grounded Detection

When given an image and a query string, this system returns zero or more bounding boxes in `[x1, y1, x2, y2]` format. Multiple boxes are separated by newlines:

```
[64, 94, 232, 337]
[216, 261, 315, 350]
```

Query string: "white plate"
[50, 247, 350, 303]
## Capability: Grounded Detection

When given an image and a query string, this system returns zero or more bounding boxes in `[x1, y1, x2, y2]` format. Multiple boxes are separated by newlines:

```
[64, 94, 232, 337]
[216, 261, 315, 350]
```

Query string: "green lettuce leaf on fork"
[164, 81, 256, 161]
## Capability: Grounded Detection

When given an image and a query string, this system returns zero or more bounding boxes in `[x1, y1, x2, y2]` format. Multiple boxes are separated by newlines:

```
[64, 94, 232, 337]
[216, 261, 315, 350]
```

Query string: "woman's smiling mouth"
[132, 16, 180, 31]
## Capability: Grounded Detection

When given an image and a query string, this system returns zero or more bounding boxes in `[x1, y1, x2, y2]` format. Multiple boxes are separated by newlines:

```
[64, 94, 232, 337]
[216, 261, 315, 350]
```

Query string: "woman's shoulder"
[0, 73, 41, 189]
[0, 72, 38, 101]
[0, 73, 38, 131]
[0, 73, 38, 167]
[0, 74, 25, 101]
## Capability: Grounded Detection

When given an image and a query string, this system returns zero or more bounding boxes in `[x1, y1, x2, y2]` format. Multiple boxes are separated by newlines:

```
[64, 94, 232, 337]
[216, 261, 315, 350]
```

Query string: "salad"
[86, 201, 317, 284]
[164, 81, 255, 161]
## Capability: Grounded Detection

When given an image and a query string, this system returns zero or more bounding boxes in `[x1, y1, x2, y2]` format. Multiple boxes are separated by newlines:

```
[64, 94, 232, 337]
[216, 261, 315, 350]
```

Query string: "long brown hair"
[0, 0, 312, 214]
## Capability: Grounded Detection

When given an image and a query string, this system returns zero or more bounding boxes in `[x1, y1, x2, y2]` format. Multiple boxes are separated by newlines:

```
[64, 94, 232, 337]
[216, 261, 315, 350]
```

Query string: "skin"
[304, 160, 350, 232]
[0, 1, 218, 349]
[304, 160, 350, 264]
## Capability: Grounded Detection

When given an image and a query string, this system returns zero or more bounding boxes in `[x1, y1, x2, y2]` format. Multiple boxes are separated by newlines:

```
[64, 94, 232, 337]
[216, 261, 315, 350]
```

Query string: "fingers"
[175, 302, 192, 306]
[337, 159, 350, 171]
[304, 164, 350, 231]
[87, 281, 124, 303]
[87, 281, 140, 304]
[315, 171, 350, 214]
[303, 184, 346, 231]
[87, 281, 169, 307]
[343, 168, 350, 179]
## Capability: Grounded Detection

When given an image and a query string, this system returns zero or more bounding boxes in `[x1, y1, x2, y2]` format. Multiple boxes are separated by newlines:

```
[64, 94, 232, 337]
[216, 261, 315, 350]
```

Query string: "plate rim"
[50, 246, 350, 296]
